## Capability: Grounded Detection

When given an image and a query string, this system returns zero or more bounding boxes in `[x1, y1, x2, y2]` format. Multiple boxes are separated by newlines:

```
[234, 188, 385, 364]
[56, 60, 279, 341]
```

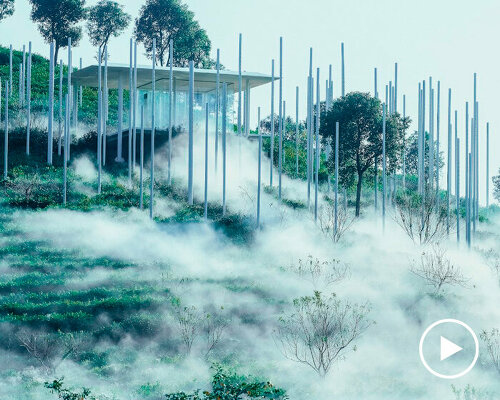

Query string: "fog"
[1, 128, 499, 399]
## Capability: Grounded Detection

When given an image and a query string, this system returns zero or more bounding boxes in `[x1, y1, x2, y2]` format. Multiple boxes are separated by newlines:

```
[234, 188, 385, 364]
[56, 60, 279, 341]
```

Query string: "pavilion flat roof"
[72, 64, 276, 92]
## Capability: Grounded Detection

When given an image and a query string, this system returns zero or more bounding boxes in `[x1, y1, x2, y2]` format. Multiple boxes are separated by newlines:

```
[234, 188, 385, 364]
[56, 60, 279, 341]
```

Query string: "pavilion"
[72, 64, 275, 134]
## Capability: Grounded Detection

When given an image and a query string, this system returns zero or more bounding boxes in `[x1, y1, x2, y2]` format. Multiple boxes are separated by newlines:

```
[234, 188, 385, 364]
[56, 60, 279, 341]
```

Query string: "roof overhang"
[72, 64, 276, 93]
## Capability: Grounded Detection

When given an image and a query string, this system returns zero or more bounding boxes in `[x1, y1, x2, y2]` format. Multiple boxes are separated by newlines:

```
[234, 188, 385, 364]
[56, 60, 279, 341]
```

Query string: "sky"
[0, 0, 498, 204]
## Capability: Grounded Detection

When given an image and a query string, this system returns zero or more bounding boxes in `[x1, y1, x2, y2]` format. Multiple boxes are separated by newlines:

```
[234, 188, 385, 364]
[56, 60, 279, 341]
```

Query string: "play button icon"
[440, 336, 463, 361]
[419, 319, 479, 379]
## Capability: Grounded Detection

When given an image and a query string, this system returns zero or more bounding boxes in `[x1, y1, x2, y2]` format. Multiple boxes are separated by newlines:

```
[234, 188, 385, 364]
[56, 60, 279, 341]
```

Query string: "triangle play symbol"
[440, 336, 463, 361]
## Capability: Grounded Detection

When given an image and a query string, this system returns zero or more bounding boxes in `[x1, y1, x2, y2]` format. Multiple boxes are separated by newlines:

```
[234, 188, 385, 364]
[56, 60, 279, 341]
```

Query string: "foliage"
[134, 0, 213, 67]
[452, 384, 496, 400]
[0, 0, 15, 21]
[410, 246, 469, 295]
[317, 196, 355, 243]
[3, 165, 61, 208]
[480, 328, 500, 375]
[286, 256, 350, 290]
[28, 0, 86, 62]
[405, 130, 445, 189]
[164, 365, 288, 399]
[45, 378, 96, 400]
[394, 188, 450, 245]
[320, 92, 409, 216]
[493, 170, 500, 203]
[275, 291, 372, 377]
[86, 0, 131, 60]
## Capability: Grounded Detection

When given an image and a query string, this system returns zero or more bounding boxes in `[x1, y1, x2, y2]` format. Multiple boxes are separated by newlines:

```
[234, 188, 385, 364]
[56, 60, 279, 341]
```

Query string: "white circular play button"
[419, 319, 479, 379]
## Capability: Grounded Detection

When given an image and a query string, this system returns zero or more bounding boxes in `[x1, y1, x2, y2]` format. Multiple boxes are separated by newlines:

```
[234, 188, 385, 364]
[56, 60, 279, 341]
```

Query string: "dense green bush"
[164, 365, 288, 400]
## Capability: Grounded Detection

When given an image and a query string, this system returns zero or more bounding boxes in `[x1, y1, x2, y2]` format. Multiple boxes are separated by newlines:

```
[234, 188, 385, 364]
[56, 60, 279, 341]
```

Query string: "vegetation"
[164, 365, 288, 400]
[275, 291, 372, 377]
[320, 92, 409, 216]
[0, 0, 15, 21]
[480, 328, 500, 376]
[86, 0, 131, 60]
[134, 0, 213, 67]
[410, 246, 469, 295]
[28, 0, 87, 63]
[494, 170, 500, 203]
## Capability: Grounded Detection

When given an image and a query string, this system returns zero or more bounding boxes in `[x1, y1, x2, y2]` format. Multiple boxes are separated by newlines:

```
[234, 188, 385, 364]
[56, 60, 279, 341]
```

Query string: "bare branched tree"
[483, 248, 500, 278]
[16, 330, 84, 374]
[287, 256, 350, 290]
[480, 328, 500, 376]
[274, 291, 372, 377]
[317, 199, 355, 243]
[202, 306, 230, 357]
[174, 305, 202, 355]
[394, 189, 451, 245]
[410, 246, 469, 295]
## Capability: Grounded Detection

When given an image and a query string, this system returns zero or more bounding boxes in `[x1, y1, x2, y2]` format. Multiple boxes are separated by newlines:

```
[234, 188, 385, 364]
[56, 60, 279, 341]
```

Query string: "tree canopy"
[86, 0, 131, 60]
[28, 0, 86, 63]
[320, 92, 409, 216]
[134, 0, 213, 67]
[493, 170, 500, 204]
[0, 0, 15, 21]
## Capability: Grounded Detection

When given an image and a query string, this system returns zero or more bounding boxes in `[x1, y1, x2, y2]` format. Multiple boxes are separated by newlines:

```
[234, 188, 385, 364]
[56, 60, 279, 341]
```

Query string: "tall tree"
[134, 0, 212, 67]
[320, 92, 408, 217]
[86, 0, 131, 60]
[28, 0, 86, 63]
[0, 0, 15, 22]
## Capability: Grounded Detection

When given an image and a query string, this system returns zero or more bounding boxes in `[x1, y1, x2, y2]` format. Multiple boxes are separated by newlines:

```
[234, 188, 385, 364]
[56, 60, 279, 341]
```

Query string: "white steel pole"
[436, 81, 441, 206]
[402, 94, 406, 188]
[382, 104, 386, 231]
[117, 78, 123, 161]
[270, 59, 274, 186]
[456, 136, 460, 242]
[222, 83, 227, 216]
[335, 122, 339, 234]
[133, 41, 138, 169]
[188, 59, 194, 205]
[238, 33, 242, 136]
[257, 107, 262, 227]
[128, 39, 132, 184]
[394, 63, 398, 113]
[4, 82, 8, 180]
[278, 37, 283, 199]
[168, 39, 174, 183]
[97, 82, 102, 194]
[9, 45, 12, 94]
[63, 94, 69, 205]
[486, 122, 489, 208]
[295, 86, 299, 175]
[150, 39, 156, 218]
[429, 79, 434, 190]
[26, 42, 31, 155]
[140, 105, 144, 210]
[48, 41, 54, 165]
[67, 38, 72, 160]
[58, 60, 63, 155]
[341, 42, 345, 96]
[204, 103, 209, 220]
[21, 45, 25, 105]
[447, 88, 452, 234]
[103, 46, 108, 166]
[374, 67, 378, 98]
[465, 103, 469, 244]
[314, 68, 320, 221]
[79, 58, 83, 107]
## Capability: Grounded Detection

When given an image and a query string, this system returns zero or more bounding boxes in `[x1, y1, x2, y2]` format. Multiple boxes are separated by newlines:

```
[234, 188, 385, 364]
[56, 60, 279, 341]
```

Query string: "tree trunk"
[355, 172, 363, 217]
[54, 45, 59, 67]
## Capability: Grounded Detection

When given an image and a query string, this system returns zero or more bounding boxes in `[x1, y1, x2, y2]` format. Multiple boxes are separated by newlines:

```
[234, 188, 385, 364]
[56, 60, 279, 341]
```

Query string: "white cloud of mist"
[3, 127, 500, 400]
